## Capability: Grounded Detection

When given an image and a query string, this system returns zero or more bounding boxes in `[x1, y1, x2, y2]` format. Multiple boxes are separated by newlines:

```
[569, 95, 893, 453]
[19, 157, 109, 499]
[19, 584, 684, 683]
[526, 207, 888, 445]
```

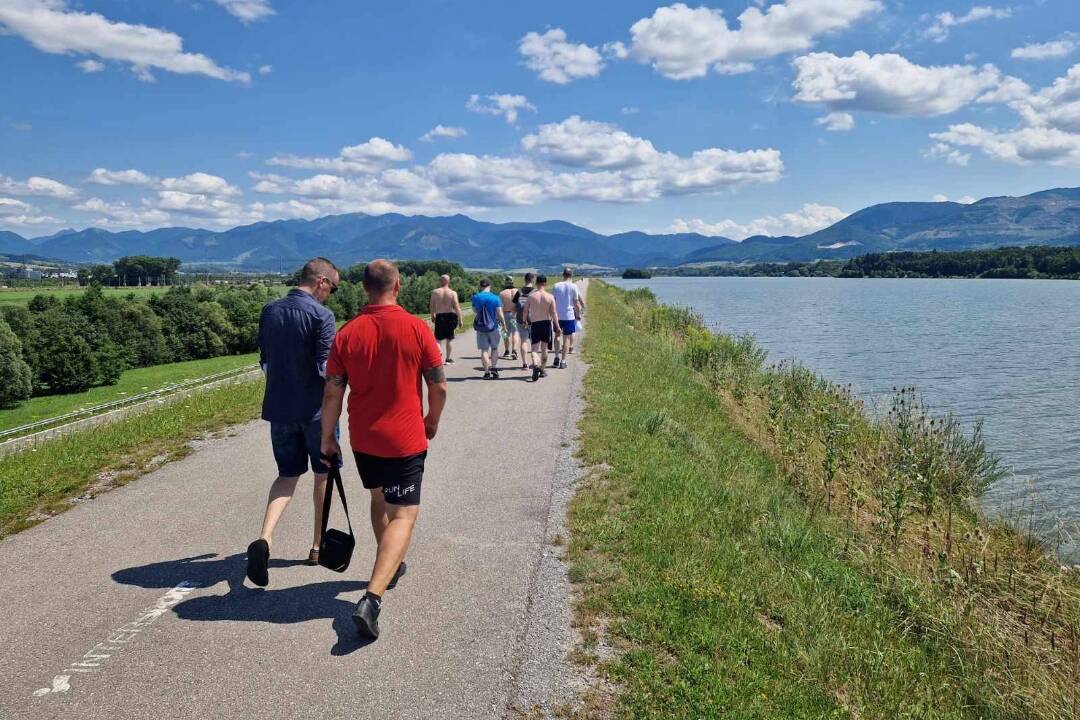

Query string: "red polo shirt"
[326, 304, 443, 458]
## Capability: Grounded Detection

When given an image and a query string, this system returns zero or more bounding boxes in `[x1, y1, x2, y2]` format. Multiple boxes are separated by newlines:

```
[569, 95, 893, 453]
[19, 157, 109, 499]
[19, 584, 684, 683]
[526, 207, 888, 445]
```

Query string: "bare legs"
[366, 491, 417, 596]
[439, 338, 453, 363]
[259, 472, 327, 552]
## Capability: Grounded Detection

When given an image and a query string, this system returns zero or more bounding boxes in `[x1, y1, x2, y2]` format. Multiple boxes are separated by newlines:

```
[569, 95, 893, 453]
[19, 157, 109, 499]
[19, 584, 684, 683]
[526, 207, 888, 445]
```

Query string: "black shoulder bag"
[318, 463, 355, 572]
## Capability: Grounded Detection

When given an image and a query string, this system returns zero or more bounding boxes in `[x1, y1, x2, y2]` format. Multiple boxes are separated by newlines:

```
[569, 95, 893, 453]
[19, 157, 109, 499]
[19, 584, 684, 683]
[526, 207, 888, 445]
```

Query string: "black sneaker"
[482, 370, 491, 380]
[540, 368, 548, 378]
[246, 539, 269, 587]
[552, 356, 560, 368]
[352, 595, 381, 640]
[490, 368, 500, 378]
[511, 352, 518, 360]
[387, 562, 407, 589]
[531, 365, 541, 382]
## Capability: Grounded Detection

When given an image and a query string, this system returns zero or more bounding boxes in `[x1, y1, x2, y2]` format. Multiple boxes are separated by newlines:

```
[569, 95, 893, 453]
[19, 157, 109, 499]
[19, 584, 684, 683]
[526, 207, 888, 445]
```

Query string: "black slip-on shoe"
[482, 371, 491, 380]
[552, 356, 560, 368]
[352, 596, 381, 640]
[540, 368, 548, 378]
[387, 562, 407, 590]
[490, 368, 500, 378]
[246, 539, 269, 587]
[531, 365, 541, 382]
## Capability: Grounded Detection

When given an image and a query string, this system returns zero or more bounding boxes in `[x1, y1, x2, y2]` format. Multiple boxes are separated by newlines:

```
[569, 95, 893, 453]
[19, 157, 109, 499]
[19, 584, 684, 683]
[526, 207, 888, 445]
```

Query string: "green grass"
[0, 378, 263, 537]
[0, 284, 289, 306]
[0, 353, 259, 433]
[570, 282, 1017, 719]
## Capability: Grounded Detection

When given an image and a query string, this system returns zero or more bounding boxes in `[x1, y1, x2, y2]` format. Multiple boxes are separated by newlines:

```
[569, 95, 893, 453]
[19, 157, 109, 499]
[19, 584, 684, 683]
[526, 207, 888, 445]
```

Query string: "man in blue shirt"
[471, 278, 505, 380]
[246, 257, 340, 587]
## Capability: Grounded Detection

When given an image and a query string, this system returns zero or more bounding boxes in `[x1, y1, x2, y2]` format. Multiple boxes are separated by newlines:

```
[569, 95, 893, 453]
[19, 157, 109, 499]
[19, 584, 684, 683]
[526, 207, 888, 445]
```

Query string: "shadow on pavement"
[112, 552, 373, 654]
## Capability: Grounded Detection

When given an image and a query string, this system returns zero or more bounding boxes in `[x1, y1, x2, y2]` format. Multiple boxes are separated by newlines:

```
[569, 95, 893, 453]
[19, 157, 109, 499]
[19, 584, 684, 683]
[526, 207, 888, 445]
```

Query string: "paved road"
[0, 284, 587, 720]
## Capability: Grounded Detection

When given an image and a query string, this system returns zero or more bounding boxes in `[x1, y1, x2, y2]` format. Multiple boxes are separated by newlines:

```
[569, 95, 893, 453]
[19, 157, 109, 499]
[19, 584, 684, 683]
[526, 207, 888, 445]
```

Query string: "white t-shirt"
[552, 280, 579, 321]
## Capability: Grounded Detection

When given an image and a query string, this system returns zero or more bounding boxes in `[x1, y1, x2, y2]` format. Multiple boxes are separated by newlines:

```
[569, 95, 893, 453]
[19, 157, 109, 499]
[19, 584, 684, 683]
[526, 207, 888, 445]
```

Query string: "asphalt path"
[0, 283, 587, 720]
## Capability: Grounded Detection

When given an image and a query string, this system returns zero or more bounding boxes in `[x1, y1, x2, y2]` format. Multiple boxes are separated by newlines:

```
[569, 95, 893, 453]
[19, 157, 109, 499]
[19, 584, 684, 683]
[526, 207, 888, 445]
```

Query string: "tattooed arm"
[422, 364, 448, 440]
[320, 373, 347, 460]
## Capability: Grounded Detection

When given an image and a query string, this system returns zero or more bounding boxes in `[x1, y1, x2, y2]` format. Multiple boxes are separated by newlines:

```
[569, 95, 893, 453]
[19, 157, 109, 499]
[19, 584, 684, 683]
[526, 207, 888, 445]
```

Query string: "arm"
[453, 292, 463, 324]
[429, 292, 436, 323]
[497, 306, 506, 332]
[422, 365, 448, 440]
[549, 299, 561, 333]
[316, 311, 335, 378]
[257, 306, 269, 373]
[320, 374, 347, 460]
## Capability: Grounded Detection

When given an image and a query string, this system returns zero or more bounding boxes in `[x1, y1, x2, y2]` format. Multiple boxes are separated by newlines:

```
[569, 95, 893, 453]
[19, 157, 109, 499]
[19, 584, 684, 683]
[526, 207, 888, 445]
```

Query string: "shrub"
[0, 317, 32, 408]
[31, 308, 98, 394]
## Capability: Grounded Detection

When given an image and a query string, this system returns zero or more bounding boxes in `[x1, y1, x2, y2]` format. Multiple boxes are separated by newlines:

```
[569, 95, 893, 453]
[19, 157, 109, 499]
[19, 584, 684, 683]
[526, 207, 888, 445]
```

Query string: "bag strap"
[320, 462, 354, 538]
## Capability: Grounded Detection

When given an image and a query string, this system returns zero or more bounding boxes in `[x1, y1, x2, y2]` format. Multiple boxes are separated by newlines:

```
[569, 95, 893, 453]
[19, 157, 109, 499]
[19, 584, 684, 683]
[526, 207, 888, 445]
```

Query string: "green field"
[0, 353, 259, 433]
[0, 284, 289, 306]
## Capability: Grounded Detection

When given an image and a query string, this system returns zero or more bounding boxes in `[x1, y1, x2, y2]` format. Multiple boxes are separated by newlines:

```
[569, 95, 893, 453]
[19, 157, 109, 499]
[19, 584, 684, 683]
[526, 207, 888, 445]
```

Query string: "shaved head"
[364, 259, 400, 294]
[439, 274, 450, 286]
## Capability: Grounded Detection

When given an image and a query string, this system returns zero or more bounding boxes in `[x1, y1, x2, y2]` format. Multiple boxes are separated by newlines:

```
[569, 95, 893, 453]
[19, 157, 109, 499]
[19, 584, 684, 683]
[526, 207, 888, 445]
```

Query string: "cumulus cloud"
[0, 198, 34, 215]
[1012, 35, 1077, 61]
[932, 194, 976, 203]
[0, 0, 250, 83]
[77, 58, 104, 73]
[0, 174, 79, 200]
[669, 202, 847, 239]
[87, 168, 157, 186]
[420, 125, 467, 142]
[75, 197, 170, 227]
[269, 137, 413, 174]
[924, 5, 1011, 43]
[929, 63, 1080, 166]
[925, 142, 971, 166]
[159, 172, 241, 197]
[258, 64, 273, 75]
[815, 111, 854, 131]
[519, 28, 604, 84]
[256, 116, 783, 213]
[792, 52, 1010, 116]
[627, 0, 881, 80]
[0, 198, 58, 227]
[211, 0, 275, 23]
[466, 94, 537, 124]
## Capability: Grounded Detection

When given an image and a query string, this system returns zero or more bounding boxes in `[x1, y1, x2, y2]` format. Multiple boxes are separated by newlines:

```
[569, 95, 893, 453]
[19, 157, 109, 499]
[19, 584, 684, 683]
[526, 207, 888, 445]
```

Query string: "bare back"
[430, 286, 458, 315]
[499, 288, 517, 314]
[524, 288, 556, 324]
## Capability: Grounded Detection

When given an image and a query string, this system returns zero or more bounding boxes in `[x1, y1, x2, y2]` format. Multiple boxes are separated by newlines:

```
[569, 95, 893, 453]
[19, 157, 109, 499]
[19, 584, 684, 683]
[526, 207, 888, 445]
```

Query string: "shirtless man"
[523, 273, 561, 382]
[498, 275, 518, 361]
[512, 273, 536, 370]
[429, 275, 463, 364]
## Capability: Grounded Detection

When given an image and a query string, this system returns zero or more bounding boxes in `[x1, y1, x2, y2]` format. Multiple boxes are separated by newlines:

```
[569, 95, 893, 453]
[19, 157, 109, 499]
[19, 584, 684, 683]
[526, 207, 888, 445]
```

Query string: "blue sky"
[1, 0, 1078, 239]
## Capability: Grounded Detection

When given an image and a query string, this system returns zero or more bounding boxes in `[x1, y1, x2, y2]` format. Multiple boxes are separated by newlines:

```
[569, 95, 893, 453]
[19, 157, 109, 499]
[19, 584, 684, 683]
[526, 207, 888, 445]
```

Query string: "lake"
[610, 276, 1080, 553]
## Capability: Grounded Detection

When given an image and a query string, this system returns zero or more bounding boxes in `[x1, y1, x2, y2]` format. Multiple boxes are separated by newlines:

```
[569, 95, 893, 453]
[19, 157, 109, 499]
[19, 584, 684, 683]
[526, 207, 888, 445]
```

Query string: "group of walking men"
[246, 257, 581, 643]
[430, 268, 584, 383]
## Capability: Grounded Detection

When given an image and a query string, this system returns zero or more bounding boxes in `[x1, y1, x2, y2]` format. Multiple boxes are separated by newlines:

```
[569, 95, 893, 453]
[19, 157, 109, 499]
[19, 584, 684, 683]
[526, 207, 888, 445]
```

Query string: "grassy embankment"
[0, 377, 264, 538]
[0, 284, 291, 306]
[570, 282, 1078, 719]
[0, 353, 259, 433]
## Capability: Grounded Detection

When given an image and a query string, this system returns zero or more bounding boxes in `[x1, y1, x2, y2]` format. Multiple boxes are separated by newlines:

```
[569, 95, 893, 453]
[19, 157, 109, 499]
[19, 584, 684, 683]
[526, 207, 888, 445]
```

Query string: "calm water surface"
[610, 277, 1080, 546]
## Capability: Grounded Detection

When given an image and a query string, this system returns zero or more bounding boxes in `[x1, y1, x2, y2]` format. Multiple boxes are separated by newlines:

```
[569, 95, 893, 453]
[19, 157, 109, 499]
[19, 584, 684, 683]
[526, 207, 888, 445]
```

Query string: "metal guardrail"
[0, 364, 260, 442]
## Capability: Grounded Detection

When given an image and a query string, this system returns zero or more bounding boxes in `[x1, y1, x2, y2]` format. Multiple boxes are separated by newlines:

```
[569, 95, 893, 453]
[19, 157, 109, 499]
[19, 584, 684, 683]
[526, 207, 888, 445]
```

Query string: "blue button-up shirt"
[257, 289, 336, 423]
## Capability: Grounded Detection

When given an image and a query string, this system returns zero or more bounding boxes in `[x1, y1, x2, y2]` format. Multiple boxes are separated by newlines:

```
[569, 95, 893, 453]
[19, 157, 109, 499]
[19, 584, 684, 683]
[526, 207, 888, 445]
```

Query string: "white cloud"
[0, 0, 250, 83]
[929, 63, 1080, 167]
[621, 106, 640, 115]
[792, 52, 1009, 116]
[522, 116, 661, 169]
[420, 125, 467, 142]
[924, 5, 1011, 43]
[669, 203, 847, 239]
[932, 193, 949, 202]
[77, 58, 104, 73]
[87, 167, 156, 186]
[75, 197, 170, 227]
[932, 194, 976, 203]
[210, 0, 275, 23]
[519, 28, 604, 84]
[466, 94, 537, 124]
[815, 111, 854, 131]
[160, 172, 241, 197]
[258, 64, 273, 75]
[269, 137, 412, 175]
[0, 174, 79, 200]
[925, 142, 971, 166]
[603, 41, 629, 60]
[627, 0, 881, 80]
[256, 116, 783, 213]
[0, 198, 34, 215]
[1012, 36, 1077, 61]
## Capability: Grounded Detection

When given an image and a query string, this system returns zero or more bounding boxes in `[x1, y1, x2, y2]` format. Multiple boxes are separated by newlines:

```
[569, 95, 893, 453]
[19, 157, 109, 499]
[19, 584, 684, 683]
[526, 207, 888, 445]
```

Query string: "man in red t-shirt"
[320, 259, 448, 641]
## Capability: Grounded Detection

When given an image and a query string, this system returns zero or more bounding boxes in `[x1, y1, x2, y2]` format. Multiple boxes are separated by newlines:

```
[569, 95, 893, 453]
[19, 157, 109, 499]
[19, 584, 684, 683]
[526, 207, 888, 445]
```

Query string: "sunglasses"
[319, 276, 339, 294]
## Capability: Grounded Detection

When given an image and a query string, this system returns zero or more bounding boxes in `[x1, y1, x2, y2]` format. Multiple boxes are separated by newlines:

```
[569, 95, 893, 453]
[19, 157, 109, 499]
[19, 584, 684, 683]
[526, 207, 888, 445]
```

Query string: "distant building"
[4, 268, 42, 281]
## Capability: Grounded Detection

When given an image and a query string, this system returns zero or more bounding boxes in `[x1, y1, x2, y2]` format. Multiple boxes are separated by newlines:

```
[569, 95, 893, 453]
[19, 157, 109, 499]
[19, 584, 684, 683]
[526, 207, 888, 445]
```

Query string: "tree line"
[0, 259, 485, 409]
[78, 256, 182, 287]
[654, 246, 1080, 279]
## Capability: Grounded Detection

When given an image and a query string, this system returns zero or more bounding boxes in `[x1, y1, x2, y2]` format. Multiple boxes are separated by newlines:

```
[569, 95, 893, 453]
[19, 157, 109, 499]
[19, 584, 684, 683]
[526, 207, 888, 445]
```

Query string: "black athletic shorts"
[353, 450, 427, 506]
[433, 313, 458, 341]
[529, 320, 553, 347]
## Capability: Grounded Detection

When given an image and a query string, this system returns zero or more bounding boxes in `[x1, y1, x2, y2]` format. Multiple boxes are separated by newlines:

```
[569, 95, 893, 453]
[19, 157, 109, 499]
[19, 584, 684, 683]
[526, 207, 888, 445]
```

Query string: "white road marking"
[32, 581, 196, 698]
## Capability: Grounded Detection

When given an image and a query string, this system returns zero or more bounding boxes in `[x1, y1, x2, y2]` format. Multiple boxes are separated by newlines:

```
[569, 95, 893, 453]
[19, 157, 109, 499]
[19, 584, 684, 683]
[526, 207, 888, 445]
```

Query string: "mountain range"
[3, 187, 1079, 271]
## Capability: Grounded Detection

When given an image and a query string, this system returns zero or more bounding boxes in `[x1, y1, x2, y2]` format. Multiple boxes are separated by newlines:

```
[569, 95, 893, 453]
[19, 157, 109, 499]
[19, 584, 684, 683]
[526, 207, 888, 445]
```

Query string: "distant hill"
[687, 187, 1080, 264]
[3, 186, 1078, 270]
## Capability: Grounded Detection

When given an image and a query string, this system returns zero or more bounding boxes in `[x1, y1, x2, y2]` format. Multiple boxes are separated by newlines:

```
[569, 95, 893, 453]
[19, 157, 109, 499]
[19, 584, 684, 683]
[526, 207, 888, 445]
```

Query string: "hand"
[424, 414, 439, 440]
[320, 437, 341, 463]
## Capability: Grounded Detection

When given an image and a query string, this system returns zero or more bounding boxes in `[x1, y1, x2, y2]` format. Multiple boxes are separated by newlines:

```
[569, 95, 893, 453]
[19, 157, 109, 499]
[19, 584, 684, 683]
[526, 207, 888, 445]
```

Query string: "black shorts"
[353, 450, 426, 506]
[434, 313, 458, 341]
[529, 320, 553, 347]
